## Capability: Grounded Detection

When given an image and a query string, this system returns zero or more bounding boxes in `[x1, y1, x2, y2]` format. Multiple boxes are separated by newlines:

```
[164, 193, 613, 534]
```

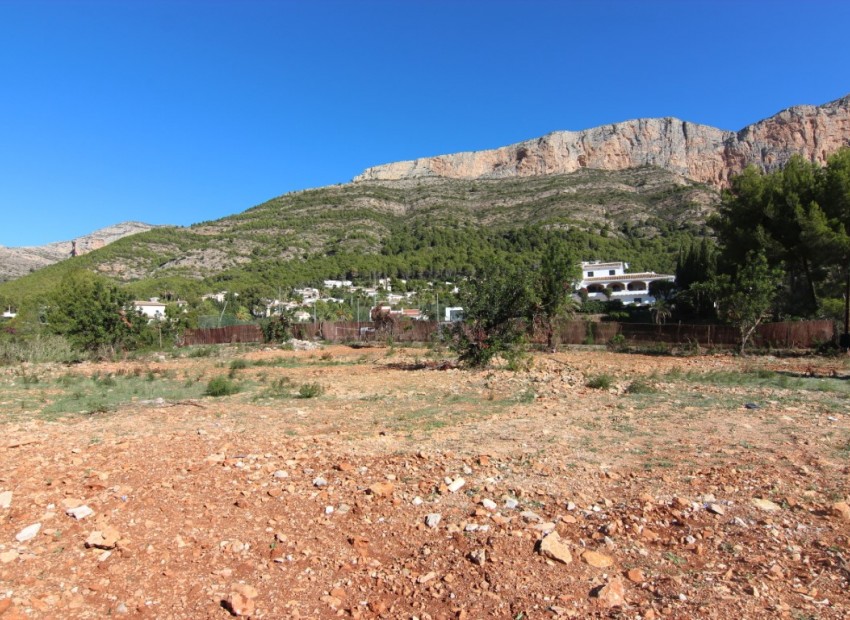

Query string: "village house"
[576, 261, 674, 306]
[264, 299, 301, 317]
[294, 287, 320, 304]
[323, 279, 353, 290]
[201, 291, 229, 304]
[133, 298, 167, 319]
[444, 306, 464, 322]
[371, 305, 427, 321]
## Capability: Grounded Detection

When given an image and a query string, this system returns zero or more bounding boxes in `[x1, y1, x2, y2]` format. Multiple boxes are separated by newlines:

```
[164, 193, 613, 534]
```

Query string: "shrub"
[626, 378, 657, 394]
[586, 373, 614, 389]
[205, 376, 240, 397]
[45, 271, 151, 353]
[261, 314, 293, 343]
[0, 333, 78, 365]
[188, 346, 215, 358]
[297, 382, 324, 399]
[607, 333, 627, 351]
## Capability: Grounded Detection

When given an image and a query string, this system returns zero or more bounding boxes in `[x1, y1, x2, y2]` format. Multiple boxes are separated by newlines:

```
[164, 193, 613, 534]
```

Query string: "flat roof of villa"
[583, 273, 674, 282]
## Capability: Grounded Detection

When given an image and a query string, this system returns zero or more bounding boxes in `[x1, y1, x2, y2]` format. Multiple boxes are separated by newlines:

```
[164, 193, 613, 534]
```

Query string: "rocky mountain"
[0, 222, 158, 282]
[355, 94, 850, 187]
[3, 93, 847, 302]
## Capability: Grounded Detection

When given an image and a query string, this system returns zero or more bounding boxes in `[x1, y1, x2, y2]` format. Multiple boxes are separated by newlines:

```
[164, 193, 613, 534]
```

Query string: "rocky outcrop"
[0, 221, 158, 282]
[355, 94, 850, 188]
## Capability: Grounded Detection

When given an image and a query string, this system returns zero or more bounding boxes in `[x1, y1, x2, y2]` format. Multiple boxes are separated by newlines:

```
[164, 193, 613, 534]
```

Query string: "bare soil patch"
[0, 346, 848, 619]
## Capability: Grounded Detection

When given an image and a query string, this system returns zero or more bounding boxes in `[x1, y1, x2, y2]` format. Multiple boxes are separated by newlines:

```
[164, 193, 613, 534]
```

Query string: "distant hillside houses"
[576, 261, 674, 306]
[323, 279, 352, 289]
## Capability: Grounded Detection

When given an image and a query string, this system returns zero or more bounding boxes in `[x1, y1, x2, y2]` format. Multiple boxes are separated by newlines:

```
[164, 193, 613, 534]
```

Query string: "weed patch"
[297, 382, 324, 399]
[586, 373, 614, 390]
[205, 376, 240, 397]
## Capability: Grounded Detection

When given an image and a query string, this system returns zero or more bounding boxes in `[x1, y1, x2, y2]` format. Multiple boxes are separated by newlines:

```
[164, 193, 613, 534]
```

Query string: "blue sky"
[1, 0, 848, 247]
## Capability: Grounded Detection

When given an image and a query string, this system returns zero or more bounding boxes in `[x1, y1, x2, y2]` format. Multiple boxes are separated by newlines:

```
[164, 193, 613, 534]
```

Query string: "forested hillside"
[0, 167, 716, 305]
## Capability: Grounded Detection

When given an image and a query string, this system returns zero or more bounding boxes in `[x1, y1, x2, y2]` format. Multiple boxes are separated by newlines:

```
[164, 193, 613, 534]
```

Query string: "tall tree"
[528, 239, 580, 351]
[712, 157, 824, 316]
[451, 263, 532, 368]
[816, 149, 850, 348]
[46, 271, 149, 353]
[711, 251, 783, 354]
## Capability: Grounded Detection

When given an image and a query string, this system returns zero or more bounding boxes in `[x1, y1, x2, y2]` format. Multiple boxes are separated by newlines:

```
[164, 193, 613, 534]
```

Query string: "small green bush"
[586, 373, 614, 390]
[626, 378, 657, 394]
[230, 359, 249, 370]
[297, 382, 324, 399]
[188, 347, 215, 358]
[205, 376, 240, 397]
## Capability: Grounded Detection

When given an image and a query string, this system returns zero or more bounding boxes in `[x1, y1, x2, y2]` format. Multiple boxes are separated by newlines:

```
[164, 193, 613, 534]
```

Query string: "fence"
[557, 319, 835, 349]
[181, 324, 264, 346]
[290, 320, 441, 344]
[180, 319, 836, 350]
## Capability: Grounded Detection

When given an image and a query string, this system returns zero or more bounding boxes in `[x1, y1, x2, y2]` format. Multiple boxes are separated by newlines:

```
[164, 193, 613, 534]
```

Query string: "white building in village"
[133, 298, 167, 319]
[576, 261, 674, 306]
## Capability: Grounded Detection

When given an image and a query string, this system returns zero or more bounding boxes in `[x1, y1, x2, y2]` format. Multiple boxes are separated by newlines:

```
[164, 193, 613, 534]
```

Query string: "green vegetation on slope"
[0, 167, 717, 308]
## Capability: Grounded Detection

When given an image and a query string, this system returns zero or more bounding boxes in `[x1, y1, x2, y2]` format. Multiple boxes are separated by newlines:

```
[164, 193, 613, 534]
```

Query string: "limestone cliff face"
[355, 95, 850, 188]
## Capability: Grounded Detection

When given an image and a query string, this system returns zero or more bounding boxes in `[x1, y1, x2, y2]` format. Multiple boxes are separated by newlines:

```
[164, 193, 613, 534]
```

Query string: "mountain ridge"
[354, 94, 850, 187]
[0, 221, 160, 282]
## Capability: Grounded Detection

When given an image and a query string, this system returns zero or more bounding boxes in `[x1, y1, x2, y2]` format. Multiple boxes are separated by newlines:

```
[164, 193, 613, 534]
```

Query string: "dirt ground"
[0, 345, 848, 619]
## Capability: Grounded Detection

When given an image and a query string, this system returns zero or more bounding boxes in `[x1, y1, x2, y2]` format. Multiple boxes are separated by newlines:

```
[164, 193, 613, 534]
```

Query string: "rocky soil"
[0, 347, 848, 619]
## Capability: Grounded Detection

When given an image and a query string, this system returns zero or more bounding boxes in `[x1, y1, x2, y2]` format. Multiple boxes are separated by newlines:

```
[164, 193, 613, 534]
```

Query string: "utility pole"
[218, 301, 227, 328]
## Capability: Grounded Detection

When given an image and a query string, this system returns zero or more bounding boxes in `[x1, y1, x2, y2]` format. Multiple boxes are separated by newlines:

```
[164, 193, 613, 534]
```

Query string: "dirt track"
[0, 346, 848, 619]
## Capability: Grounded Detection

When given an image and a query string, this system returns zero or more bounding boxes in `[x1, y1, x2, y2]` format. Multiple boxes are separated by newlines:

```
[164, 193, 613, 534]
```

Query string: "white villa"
[576, 261, 674, 306]
[323, 279, 353, 290]
[133, 298, 167, 319]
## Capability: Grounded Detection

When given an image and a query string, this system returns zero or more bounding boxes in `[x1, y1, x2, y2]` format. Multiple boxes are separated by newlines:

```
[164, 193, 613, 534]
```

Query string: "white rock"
[425, 513, 442, 528]
[412, 496, 424, 506]
[0, 491, 12, 509]
[15, 522, 41, 542]
[505, 498, 519, 510]
[313, 476, 328, 488]
[273, 470, 289, 479]
[706, 503, 726, 516]
[481, 499, 497, 511]
[66, 505, 94, 520]
[447, 478, 465, 493]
